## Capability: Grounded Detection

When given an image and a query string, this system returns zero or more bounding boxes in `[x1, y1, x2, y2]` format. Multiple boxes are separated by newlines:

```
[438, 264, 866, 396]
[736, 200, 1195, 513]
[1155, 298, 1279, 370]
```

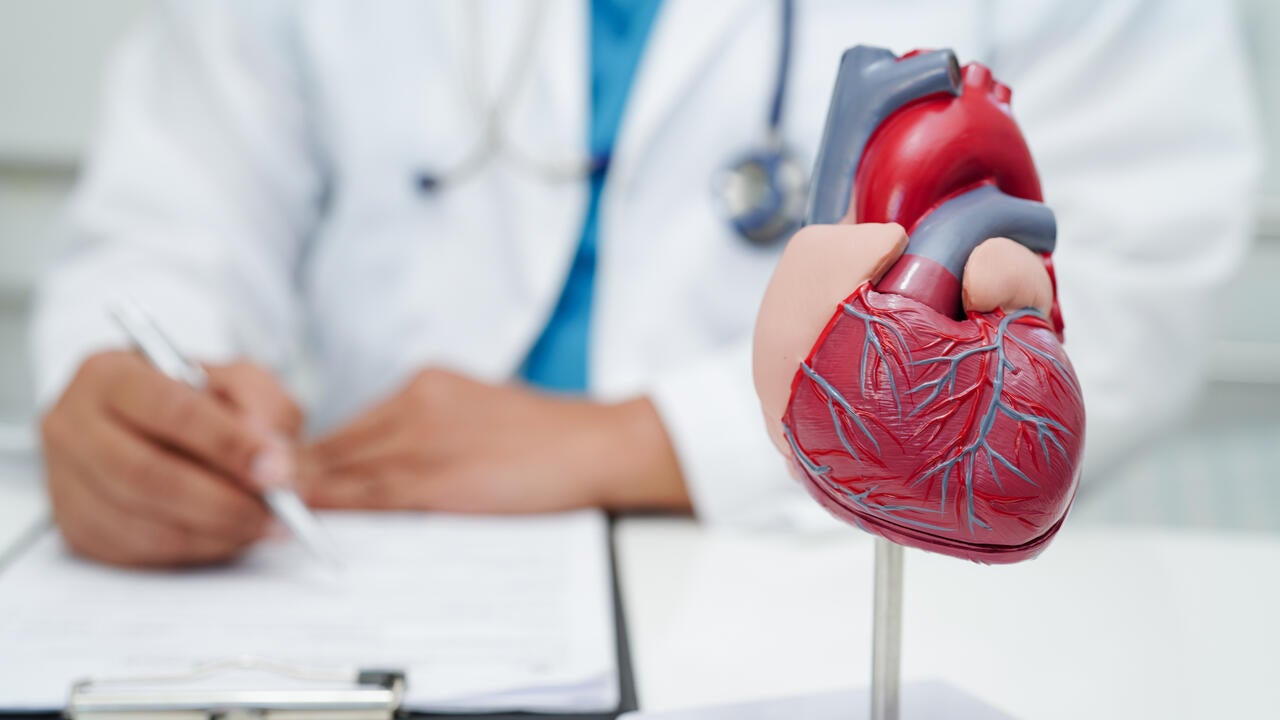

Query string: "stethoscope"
[414, 0, 805, 248]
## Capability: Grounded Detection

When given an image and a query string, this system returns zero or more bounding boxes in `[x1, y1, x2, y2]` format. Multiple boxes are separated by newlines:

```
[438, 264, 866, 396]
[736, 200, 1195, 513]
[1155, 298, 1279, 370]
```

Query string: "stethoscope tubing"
[419, 0, 793, 191]
[768, 0, 793, 139]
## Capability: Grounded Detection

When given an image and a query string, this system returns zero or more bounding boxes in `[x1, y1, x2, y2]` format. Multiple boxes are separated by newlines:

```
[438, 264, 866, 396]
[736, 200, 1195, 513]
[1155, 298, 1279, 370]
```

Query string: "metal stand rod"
[871, 539, 904, 720]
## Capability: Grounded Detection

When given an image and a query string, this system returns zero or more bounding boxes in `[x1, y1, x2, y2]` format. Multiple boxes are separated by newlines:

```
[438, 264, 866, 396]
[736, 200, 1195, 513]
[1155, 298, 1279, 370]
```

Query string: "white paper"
[0, 509, 619, 713]
[0, 454, 47, 568]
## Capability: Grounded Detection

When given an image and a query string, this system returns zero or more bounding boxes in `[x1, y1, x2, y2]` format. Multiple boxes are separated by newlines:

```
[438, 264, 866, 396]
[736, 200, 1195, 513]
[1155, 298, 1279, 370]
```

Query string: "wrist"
[588, 396, 691, 512]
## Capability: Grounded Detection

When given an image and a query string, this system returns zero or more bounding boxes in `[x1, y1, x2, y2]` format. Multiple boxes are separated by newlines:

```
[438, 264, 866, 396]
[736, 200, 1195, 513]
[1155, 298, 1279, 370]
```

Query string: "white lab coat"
[32, 0, 1260, 528]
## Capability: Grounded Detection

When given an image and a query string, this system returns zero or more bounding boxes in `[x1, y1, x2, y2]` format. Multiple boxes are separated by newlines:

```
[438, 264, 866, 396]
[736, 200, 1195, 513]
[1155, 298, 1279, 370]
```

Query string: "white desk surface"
[2, 466, 1277, 719]
[0, 455, 45, 565]
[614, 516, 1280, 719]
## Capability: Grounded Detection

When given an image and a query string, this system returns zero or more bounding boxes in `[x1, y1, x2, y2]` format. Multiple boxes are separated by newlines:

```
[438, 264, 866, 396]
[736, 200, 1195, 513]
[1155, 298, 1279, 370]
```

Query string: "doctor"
[33, 0, 1258, 566]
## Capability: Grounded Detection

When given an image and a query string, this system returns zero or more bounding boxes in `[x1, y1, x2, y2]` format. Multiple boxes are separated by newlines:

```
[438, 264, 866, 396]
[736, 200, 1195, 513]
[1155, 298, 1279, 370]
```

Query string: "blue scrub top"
[520, 0, 664, 392]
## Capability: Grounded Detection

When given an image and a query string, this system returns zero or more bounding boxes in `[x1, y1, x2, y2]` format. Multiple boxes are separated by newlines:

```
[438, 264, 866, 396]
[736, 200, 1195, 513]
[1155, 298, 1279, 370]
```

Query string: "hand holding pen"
[39, 302, 337, 568]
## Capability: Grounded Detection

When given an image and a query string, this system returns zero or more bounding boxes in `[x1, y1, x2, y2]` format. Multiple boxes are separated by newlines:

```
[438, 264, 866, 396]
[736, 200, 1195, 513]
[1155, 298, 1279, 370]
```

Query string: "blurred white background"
[1, 1, 1277, 529]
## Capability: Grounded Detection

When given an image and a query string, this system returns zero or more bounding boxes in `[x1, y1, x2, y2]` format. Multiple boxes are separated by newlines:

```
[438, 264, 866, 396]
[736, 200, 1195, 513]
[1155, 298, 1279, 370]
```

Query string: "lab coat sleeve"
[648, 339, 841, 531]
[988, 0, 1263, 480]
[30, 0, 318, 410]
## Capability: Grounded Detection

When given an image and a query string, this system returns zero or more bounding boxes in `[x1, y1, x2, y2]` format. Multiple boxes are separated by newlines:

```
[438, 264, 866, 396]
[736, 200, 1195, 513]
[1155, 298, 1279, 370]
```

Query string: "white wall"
[1239, 0, 1280, 216]
[0, 0, 157, 257]
[1226, 0, 1280, 385]
[0, 1, 156, 446]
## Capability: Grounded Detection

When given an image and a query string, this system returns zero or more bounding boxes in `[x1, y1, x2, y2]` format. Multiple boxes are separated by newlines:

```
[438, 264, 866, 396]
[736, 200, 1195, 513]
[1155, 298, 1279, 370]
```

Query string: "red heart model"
[779, 48, 1085, 563]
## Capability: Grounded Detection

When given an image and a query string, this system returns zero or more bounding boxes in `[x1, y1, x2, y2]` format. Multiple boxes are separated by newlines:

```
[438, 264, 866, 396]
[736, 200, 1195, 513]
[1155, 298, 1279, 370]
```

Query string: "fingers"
[55, 479, 253, 568]
[303, 465, 437, 511]
[42, 351, 286, 568]
[47, 452, 258, 568]
[304, 473, 394, 510]
[206, 361, 303, 438]
[305, 467, 488, 513]
[303, 370, 469, 510]
[101, 355, 272, 487]
[204, 361, 302, 491]
[85, 417, 271, 543]
[753, 222, 909, 456]
[309, 369, 462, 469]
[308, 399, 402, 470]
[961, 237, 1053, 317]
[300, 432, 418, 508]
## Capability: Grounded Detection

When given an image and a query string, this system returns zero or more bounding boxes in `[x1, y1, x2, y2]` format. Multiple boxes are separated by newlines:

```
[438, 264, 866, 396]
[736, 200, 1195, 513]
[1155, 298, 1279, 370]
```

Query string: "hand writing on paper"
[41, 352, 300, 567]
[300, 368, 690, 514]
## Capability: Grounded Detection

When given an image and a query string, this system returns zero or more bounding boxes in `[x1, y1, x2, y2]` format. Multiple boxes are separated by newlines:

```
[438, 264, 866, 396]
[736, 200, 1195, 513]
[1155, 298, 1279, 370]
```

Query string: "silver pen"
[109, 300, 341, 570]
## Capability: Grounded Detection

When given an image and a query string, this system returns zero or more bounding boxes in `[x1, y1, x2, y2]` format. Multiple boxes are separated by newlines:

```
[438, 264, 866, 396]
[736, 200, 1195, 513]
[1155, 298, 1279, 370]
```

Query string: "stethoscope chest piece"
[716, 144, 808, 248]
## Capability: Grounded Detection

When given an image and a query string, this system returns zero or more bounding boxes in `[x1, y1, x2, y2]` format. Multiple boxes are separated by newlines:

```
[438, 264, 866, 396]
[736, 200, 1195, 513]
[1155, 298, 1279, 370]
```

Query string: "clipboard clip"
[66, 657, 405, 720]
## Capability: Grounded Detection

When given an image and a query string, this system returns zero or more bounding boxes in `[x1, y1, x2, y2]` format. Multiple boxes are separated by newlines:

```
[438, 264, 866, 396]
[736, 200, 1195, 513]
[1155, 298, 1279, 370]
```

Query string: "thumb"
[205, 361, 304, 440]
[960, 237, 1053, 317]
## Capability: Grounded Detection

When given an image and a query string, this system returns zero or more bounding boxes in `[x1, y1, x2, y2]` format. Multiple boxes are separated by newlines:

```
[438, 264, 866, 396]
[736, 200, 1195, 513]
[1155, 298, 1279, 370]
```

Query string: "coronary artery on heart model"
[754, 46, 1086, 563]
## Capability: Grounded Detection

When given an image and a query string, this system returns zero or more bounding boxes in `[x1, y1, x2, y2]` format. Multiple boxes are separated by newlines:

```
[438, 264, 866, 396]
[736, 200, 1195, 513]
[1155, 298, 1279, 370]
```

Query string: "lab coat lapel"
[611, 0, 756, 180]
[540, 0, 586, 146]
[496, 0, 590, 307]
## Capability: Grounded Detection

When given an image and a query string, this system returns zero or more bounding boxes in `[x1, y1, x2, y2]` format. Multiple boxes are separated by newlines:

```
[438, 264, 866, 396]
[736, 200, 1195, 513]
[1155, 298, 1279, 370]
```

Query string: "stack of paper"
[0, 509, 618, 714]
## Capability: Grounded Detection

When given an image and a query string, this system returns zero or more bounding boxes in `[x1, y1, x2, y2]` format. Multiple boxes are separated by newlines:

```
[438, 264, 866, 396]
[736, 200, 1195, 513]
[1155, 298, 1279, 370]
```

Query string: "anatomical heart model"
[752, 45, 1085, 720]
[755, 47, 1085, 564]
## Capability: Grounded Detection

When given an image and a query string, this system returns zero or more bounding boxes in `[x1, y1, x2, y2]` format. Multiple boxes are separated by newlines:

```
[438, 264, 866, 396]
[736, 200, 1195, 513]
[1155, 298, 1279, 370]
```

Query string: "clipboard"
[0, 517, 639, 720]
[65, 661, 405, 720]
